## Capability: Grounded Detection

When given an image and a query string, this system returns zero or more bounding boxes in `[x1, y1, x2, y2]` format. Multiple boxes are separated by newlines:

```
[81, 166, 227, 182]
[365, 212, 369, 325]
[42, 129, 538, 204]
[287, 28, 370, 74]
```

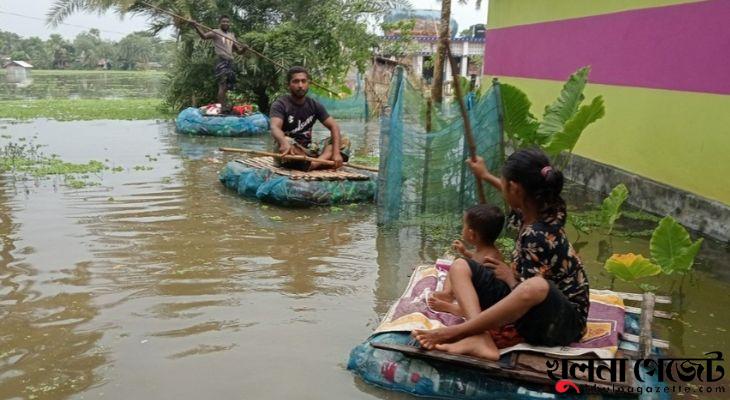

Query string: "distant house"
[3, 60, 33, 83]
[96, 58, 112, 70]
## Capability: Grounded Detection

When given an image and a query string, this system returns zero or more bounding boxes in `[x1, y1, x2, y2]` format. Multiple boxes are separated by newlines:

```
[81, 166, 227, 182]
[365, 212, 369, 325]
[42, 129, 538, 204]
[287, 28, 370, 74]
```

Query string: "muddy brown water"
[0, 119, 728, 399]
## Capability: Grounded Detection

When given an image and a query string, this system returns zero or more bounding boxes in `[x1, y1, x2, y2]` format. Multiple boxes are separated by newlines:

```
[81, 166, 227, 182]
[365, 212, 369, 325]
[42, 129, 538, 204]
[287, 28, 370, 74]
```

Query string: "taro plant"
[604, 253, 662, 283]
[500, 66, 606, 167]
[603, 216, 703, 292]
[650, 216, 704, 275]
[569, 183, 629, 236]
[598, 183, 629, 234]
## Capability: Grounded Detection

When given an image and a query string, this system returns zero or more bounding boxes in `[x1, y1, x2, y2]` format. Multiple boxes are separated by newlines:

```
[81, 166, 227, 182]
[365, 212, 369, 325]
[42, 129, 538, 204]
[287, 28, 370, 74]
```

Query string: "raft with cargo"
[175, 106, 269, 137]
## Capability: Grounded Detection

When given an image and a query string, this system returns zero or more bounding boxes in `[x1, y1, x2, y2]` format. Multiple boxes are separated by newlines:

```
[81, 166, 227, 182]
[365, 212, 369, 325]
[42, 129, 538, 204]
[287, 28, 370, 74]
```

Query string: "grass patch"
[0, 98, 173, 121]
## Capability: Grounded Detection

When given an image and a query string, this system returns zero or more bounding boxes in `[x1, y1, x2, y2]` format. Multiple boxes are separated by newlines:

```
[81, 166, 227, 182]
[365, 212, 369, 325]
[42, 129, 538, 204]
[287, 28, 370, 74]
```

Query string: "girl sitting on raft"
[414, 149, 590, 358]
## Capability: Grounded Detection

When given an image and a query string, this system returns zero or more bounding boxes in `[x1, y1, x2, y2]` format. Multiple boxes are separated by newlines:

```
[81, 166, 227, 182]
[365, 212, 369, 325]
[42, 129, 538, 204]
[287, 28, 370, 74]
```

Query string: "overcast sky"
[0, 0, 489, 40]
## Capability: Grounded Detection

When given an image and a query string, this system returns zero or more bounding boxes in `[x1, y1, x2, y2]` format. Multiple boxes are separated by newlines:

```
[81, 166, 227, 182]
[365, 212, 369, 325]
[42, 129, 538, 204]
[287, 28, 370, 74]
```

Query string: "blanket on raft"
[374, 261, 625, 359]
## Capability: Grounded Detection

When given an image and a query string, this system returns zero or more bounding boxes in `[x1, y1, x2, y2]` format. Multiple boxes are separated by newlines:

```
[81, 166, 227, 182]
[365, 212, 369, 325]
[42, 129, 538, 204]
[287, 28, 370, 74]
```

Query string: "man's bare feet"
[427, 295, 463, 316]
[434, 333, 500, 361]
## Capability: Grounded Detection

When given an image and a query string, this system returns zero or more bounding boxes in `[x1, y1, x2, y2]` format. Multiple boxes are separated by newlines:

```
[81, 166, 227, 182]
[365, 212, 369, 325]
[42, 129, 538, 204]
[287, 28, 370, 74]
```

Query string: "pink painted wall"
[483, 0, 730, 94]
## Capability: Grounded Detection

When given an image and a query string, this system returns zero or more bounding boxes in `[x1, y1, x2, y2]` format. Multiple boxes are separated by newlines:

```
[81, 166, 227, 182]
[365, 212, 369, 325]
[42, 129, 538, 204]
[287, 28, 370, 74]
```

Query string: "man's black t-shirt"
[270, 95, 330, 147]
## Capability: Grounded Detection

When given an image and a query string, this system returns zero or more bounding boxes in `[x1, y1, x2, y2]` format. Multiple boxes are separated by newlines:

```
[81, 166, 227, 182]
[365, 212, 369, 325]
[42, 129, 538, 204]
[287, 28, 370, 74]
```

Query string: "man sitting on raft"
[191, 15, 247, 109]
[270, 66, 350, 170]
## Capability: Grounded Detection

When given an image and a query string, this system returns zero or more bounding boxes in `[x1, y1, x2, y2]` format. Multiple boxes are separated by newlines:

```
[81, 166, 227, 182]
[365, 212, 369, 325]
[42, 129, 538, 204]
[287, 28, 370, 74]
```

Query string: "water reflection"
[0, 72, 164, 100]
[0, 177, 107, 399]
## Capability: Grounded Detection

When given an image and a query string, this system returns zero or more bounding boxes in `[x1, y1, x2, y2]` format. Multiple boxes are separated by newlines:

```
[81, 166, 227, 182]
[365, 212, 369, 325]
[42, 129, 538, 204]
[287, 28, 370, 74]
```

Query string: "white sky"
[0, 0, 488, 40]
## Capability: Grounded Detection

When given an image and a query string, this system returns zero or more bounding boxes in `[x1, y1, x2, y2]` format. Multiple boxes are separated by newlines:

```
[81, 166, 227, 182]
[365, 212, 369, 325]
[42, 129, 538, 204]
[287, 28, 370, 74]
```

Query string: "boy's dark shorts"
[467, 258, 512, 311]
[514, 281, 585, 347]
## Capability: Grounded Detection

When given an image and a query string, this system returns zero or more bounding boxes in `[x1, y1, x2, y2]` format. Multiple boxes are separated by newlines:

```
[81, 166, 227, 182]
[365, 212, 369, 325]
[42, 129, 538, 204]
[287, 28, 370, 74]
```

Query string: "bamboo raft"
[355, 290, 674, 398]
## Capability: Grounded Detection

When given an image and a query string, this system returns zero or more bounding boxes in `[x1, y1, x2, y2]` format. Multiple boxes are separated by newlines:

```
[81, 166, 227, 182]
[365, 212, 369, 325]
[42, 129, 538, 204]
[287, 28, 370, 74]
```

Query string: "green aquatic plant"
[500, 67, 606, 165]
[0, 139, 106, 188]
[650, 216, 703, 275]
[349, 154, 380, 167]
[604, 253, 662, 282]
[568, 184, 629, 235]
[0, 99, 172, 121]
[598, 183, 628, 234]
[495, 237, 516, 257]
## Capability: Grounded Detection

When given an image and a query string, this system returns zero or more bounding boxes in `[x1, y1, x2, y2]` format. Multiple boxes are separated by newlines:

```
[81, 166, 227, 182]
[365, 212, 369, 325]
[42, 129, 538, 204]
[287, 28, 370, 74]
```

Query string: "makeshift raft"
[348, 262, 675, 400]
[219, 157, 376, 206]
[175, 107, 269, 137]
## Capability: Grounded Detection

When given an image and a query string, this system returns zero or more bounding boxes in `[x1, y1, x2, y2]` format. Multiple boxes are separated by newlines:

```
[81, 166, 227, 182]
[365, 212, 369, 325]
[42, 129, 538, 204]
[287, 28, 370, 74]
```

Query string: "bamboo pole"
[445, 42, 486, 204]
[218, 147, 379, 172]
[140, 1, 341, 97]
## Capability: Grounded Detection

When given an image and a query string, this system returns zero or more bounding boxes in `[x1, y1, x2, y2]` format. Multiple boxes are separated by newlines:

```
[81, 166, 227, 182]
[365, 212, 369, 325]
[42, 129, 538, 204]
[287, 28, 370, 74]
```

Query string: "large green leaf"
[543, 95, 605, 156]
[650, 216, 704, 274]
[598, 183, 628, 234]
[537, 67, 590, 143]
[499, 83, 540, 146]
[605, 253, 662, 282]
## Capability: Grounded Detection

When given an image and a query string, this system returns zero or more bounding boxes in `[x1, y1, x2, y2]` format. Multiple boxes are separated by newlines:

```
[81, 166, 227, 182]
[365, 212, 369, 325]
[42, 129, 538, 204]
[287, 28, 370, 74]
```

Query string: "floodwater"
[0, 72, 164, 100]
[0, 118, 728, 399]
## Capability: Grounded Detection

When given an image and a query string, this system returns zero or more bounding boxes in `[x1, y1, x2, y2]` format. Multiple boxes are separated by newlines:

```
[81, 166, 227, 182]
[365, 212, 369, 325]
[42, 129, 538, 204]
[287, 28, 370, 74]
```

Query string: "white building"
[380, 35, 485, 83]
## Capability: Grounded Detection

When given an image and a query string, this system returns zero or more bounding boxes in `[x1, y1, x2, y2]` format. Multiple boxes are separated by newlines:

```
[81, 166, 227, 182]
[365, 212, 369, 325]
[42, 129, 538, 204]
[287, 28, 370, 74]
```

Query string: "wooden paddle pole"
[218, 147, 379, 172]
[140, 2, 341, 97]
[445, 42, 487, 204]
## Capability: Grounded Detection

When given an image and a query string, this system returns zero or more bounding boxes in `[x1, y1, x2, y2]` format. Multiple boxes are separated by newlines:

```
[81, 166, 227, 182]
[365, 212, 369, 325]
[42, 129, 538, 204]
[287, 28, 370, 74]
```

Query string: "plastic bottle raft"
[175, 107, 269, 137]
[219, 157, 376, 207]
[348, 262, 676, 400]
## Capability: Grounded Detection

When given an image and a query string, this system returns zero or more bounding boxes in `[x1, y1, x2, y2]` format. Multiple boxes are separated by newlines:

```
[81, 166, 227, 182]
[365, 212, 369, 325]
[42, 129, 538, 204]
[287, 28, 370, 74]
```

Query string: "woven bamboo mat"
[236, 157, 371, 181]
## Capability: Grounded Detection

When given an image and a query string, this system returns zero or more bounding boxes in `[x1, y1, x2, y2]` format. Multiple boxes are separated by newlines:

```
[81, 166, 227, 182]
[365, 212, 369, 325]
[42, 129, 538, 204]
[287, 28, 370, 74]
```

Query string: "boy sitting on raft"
[270, 66, 350, 171]
[427, 204, 511, 361]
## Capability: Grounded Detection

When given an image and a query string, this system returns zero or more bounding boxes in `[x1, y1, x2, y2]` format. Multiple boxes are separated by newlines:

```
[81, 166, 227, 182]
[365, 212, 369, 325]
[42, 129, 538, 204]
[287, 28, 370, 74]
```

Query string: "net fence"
[377, 67, 505, 226]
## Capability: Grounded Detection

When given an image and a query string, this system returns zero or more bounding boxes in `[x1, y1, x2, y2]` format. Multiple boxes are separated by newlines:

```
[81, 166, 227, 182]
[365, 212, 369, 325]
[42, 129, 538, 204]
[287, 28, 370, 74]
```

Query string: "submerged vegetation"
[0, 99, 170, 121]
[0, 137, 155, 188]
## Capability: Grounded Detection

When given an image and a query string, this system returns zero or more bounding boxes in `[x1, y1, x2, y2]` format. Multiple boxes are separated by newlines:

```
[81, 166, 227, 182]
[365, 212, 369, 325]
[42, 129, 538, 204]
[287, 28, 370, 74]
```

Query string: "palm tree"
[431, 0, 482, 104]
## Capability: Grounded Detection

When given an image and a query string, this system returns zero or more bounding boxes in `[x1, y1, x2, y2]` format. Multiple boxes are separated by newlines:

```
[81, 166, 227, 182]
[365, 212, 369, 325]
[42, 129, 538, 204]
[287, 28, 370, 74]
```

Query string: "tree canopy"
[47, 0, 408, 111]
[0, 29, 173, 70]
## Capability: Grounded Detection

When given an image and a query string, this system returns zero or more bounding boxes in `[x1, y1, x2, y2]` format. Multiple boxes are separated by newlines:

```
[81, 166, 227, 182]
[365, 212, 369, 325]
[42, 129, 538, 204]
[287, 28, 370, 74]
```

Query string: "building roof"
[4, 60, 33, 68]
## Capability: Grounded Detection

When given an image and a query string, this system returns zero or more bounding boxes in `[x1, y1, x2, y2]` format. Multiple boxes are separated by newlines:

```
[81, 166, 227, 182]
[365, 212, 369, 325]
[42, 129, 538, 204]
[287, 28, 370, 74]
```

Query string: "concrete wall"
[482, 0, 730, 240]
[483, 0, 730, 206]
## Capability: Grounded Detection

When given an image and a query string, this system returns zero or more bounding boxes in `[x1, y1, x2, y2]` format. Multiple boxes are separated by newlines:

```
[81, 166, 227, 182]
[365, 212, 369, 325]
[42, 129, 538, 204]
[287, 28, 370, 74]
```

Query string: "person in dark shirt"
[191, 15, 248, 107]
[270, 66, 350, 170]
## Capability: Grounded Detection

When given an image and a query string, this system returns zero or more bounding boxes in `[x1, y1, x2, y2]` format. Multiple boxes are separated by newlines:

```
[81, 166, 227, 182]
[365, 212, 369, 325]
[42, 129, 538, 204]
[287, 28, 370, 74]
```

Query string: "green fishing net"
[377, 67, 505, 226]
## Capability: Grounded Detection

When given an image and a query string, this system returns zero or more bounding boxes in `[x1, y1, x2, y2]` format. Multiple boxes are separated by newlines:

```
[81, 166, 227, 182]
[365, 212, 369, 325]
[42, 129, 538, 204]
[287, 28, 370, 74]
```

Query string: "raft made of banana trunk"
[175, 107, 269, 137]
[219, 157, 376, 206]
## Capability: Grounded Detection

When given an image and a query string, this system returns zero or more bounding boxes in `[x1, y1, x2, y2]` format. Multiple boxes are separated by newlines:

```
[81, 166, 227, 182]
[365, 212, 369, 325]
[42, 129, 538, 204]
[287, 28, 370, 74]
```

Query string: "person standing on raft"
[270, 66, 350, 171]
[190, 15, 247, 109]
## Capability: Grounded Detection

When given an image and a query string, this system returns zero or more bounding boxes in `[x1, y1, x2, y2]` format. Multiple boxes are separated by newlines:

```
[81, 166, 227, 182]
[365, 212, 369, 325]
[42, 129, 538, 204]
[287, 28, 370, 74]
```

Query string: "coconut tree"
[431, 0, 482, 104]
